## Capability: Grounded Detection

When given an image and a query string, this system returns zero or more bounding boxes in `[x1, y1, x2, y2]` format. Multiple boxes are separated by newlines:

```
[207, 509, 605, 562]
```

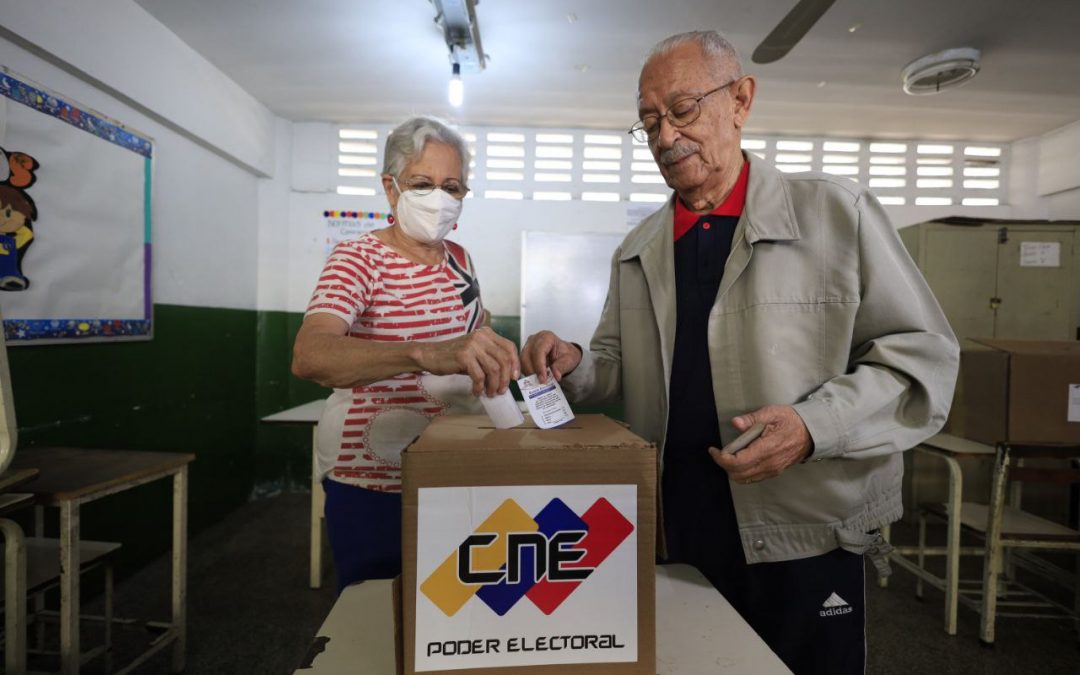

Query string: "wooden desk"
[10, 447, 194, 675]
[261, 400, 326, 589]
[297, 564, 791, 674]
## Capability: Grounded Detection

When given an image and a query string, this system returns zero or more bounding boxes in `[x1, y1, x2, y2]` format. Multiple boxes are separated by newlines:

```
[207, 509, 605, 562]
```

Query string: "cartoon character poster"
[0, 146, 39, 291]
[0, 68, 153, 343]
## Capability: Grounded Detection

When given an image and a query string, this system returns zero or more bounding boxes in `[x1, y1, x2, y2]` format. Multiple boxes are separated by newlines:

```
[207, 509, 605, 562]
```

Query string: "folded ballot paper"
[479, 373, 576, 430]
[516, 373, 576, 429]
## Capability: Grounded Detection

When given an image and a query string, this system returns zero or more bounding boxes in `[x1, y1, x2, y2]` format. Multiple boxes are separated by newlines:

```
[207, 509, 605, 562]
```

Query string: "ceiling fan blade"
[751, 0, 837, 64]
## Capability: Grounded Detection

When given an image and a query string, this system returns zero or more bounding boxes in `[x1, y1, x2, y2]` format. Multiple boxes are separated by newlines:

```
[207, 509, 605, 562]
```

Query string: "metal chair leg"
[310, 426, 324, 590]
[916, 512, 926, 599]
[104, 562, 114, 674]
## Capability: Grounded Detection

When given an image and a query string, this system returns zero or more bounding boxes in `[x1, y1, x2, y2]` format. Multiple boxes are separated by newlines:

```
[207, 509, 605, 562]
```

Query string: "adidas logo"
[819, 592, 853, 617]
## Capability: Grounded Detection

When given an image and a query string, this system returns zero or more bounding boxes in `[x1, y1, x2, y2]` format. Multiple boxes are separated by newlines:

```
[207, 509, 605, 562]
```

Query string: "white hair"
[644, 30, 744, 81]
[381, 115, 471, 183]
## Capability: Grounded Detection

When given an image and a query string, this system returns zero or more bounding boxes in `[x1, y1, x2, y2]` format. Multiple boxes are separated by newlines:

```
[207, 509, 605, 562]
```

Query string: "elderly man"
[521, 30, 958, 673]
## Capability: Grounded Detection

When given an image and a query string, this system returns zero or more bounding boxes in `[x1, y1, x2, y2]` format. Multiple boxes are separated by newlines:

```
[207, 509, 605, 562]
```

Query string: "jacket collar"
[742, 151, 800, 244]
[619, 150, 800, 261]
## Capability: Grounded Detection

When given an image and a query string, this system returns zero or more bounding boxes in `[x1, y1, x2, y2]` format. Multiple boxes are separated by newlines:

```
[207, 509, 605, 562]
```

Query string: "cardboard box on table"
[952, 338, 1080, 445]
[401, 414, 657, 675]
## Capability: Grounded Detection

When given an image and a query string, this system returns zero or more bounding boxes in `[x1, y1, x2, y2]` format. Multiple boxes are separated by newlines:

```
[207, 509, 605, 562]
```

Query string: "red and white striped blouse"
[307, 232, 485, 491]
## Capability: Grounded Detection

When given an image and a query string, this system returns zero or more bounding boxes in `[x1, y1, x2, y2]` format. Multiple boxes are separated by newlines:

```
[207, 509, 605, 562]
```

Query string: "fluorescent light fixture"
[448, 63, 464, 107]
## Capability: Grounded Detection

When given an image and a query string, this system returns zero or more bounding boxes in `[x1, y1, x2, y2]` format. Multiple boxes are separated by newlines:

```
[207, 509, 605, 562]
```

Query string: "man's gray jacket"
[562, 151, 960, 564]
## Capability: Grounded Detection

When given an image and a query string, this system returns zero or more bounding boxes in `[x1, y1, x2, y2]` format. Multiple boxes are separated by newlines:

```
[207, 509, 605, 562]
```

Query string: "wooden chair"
[912, 442, 1080, 642]
[978, 443, 1080, 644]
[0, 309, 29, 674]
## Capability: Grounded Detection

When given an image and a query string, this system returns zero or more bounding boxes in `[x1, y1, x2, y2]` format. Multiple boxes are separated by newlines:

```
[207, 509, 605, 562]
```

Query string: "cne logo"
[421, 497, 634, 617]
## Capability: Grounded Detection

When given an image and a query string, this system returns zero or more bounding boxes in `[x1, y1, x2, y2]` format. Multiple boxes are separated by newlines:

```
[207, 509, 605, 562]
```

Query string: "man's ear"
[732, 76, 756, 130]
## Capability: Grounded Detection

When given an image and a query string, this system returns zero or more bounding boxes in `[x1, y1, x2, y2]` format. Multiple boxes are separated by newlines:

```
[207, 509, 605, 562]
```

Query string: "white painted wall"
[1007, 121, 1080, 221]
[0, 32, 263, 311]
[283, 191, 631, 317]
[0, 0, 276, 176]
[257, 118, 294, 314]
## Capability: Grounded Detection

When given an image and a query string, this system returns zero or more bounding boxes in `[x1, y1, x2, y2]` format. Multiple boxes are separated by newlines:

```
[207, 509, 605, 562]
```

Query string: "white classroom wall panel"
[0, 0, 276, 176]
[257, 118, 295, 314]
[0, 30, 265, 311]
[1038, 119, 1080, 198]
[282, 191, 633, 317]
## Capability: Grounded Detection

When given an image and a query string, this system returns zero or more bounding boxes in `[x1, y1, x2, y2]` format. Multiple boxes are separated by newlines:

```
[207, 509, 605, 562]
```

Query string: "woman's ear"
[382, 174, 399, 211]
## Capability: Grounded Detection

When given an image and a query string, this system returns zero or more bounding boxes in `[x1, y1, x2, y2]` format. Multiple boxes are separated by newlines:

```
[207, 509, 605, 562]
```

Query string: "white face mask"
[393, 178, 463, 244]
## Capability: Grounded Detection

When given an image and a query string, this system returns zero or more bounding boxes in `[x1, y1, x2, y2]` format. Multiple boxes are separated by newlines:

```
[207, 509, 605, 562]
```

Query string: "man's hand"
[708, 405, 813, 484]
[415, 327, 520, 397]
[520, 330, 582, 383]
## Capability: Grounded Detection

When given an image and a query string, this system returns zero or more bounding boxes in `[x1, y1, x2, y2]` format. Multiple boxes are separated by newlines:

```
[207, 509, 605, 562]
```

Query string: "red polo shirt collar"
[673, 159, 750, 241]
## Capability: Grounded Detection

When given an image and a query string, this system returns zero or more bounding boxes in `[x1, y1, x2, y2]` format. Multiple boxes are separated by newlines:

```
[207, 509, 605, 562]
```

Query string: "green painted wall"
[8, 304, 259, 572]
[7, 307, 618, 573]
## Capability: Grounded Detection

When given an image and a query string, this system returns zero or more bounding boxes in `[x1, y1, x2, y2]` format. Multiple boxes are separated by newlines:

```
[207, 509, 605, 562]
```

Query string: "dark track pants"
[663, 461, 866, 675]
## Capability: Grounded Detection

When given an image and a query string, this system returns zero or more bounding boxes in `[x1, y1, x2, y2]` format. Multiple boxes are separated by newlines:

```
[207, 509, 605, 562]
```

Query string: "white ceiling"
[135, 0, 1080, 142]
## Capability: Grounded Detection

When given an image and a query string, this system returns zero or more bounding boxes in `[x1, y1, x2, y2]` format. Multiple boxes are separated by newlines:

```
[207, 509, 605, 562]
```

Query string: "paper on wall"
[1020, 241, 1061, 268]
[1068, 384, 1080, 423]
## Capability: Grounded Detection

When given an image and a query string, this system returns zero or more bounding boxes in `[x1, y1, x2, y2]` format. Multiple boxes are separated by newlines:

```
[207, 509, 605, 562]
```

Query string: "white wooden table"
[261, 399, 530, 590]
[261, 400, 327, 589]
[296, 564, 791, 674]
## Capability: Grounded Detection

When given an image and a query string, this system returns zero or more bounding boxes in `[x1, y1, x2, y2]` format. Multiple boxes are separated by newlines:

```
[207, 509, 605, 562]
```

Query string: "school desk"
[261, 399, 531, 590]
[260, 399, 327, 588]
[10, 447, 194, 675]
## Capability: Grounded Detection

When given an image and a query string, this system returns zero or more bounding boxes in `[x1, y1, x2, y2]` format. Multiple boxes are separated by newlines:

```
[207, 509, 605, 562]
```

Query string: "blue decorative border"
[1, 69, 154, 342]
[0, 71, 153, 158]
[4, 319, 151, 341]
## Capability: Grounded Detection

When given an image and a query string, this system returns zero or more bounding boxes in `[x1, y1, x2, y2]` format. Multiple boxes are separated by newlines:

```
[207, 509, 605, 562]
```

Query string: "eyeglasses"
[628, 78, 740, 143]
[395, 176, 470, 200]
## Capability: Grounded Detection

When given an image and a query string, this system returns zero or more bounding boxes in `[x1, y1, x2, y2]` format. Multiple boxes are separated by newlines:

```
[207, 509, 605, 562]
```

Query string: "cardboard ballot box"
[401, 414, 657, 675]
[954, 338, 1080, 445]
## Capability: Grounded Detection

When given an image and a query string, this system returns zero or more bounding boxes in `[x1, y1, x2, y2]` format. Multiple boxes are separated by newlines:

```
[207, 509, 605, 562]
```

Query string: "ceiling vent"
[902, 48, 981, 95]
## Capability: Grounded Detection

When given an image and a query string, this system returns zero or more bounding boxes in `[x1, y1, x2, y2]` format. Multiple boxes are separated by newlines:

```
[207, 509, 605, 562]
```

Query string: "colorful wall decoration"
[323, 209, 387, 257]
[0, 68, 152, 343]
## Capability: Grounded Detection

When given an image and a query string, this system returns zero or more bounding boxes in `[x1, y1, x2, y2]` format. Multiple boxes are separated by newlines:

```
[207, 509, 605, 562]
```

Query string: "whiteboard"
[520, 231, 624, 347]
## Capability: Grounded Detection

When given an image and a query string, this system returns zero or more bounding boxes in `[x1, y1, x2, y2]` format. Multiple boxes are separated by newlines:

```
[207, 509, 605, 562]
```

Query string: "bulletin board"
[0, 68, 153, 344]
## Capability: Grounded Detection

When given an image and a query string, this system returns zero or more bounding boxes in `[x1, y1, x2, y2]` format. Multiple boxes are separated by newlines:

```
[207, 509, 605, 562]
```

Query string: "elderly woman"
[292, 116, 519, 591]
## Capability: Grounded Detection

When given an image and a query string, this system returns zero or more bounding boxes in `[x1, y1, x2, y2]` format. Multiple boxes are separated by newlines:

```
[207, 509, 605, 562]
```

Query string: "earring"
[387, 214, 395, 225]
[452, 223, 458, 230]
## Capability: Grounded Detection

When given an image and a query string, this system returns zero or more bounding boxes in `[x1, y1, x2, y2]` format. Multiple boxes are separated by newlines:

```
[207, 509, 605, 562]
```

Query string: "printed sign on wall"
[0, 68, 153, 343]
[322, 210, 386, 257]
[415, 484, 638, 672]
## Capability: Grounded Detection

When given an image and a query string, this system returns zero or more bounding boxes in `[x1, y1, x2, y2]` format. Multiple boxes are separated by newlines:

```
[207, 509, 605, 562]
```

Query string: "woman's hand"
[414, 327, 520, 397]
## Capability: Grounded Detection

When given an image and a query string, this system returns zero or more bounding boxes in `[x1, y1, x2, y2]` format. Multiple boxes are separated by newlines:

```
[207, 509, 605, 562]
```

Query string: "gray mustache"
[659, 142, 700, 166]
